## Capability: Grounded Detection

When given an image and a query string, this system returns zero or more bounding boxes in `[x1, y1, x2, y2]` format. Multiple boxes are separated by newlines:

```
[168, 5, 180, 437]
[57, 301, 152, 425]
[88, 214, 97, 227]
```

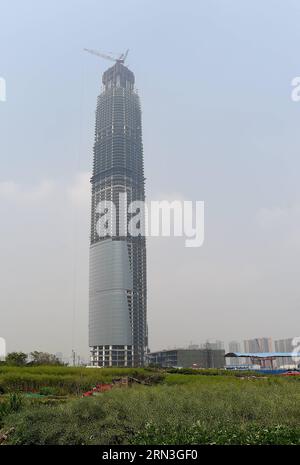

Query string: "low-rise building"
[148, 348, 225, 369]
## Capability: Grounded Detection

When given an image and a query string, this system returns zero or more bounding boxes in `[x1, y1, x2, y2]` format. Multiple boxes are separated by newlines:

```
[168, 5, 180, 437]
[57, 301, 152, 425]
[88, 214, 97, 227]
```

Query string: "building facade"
[227, 341, 242, 366]
[274, 338, 294, 366]
[148, 349, 225, 369]
[89, 62, 147, 367]
[201, 340, 224, 350]
[243, 337, 273, 368]
[243, 337, 273, 353]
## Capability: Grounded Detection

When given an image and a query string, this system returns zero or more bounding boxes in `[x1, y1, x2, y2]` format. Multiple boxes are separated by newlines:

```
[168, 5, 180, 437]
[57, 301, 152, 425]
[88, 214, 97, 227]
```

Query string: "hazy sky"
[1, 0, 300, 359]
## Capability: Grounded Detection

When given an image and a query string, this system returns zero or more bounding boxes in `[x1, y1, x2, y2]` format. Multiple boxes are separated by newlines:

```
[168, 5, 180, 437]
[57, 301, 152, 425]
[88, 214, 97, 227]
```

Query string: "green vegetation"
[0, 393, 23, 424]
[0, 366, 299, 445]
[0, 365, 162, 395]
[3, 351, 65, 367]
[5, 352, 28, 366]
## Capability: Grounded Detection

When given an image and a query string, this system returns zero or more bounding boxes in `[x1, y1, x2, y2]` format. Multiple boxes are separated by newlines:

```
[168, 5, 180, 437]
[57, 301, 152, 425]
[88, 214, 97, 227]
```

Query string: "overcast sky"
[1, 0, 300, 360]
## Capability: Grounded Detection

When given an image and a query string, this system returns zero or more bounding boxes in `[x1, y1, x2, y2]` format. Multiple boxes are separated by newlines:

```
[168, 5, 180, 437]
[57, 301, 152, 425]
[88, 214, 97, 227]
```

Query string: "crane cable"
[71, 55, 86, 366]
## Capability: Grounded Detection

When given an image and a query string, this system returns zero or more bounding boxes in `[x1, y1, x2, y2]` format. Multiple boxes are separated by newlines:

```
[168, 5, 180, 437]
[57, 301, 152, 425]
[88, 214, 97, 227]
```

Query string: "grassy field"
[0, 366, 299, 445]
[0, 365, 159, 395]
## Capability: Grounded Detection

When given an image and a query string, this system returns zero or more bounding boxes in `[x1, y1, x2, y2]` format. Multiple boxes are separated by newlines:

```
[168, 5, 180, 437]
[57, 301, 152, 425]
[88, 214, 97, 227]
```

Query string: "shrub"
[0, 393, 23, 426]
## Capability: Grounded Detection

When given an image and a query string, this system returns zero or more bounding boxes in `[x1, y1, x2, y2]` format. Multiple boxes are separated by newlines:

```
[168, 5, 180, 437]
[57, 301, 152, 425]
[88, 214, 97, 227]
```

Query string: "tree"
[5, 352, 27, 366]
[29, 351, 64, 366]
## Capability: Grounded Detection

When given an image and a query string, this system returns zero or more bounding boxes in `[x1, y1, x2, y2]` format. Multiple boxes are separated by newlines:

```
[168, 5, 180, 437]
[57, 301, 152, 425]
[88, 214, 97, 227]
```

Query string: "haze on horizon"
[1, 0, 300, 360]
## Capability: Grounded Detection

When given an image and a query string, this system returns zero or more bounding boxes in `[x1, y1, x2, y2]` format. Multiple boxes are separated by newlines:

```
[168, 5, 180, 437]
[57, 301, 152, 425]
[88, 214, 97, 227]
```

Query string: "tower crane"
[84, 48, 129, 65]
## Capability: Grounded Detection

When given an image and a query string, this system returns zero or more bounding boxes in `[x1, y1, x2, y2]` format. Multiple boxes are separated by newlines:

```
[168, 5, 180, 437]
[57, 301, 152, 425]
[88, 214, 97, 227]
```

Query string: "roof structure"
[225, 352, 300, 358]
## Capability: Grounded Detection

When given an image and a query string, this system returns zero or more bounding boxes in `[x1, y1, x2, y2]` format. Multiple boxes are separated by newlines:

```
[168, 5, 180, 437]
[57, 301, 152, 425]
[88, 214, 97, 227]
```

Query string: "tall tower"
[89, 61, 147, 367]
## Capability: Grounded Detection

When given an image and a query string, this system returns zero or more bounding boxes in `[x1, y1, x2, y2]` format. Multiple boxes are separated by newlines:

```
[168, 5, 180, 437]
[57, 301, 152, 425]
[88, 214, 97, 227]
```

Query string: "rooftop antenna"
[84, 48, 129, 65]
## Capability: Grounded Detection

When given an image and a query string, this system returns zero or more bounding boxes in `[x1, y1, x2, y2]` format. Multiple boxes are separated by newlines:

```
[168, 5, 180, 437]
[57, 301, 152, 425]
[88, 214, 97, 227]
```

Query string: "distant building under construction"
[148, 349, 225, 369]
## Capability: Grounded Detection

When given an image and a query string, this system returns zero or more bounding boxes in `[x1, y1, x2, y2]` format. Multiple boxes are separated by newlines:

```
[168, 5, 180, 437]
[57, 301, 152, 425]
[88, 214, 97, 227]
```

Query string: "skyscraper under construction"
[89, 57, 147, 367]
